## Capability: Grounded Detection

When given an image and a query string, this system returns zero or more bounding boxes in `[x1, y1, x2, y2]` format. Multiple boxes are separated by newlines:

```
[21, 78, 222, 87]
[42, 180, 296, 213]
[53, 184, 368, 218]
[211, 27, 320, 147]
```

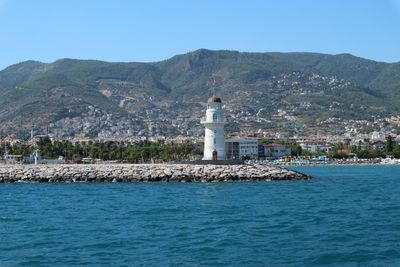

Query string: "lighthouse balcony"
[200, 117, 227, 124]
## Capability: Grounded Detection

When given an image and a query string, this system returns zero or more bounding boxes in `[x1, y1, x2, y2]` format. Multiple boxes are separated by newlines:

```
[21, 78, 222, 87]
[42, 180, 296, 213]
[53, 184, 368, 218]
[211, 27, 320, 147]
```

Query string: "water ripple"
[1, 166, 400, 266]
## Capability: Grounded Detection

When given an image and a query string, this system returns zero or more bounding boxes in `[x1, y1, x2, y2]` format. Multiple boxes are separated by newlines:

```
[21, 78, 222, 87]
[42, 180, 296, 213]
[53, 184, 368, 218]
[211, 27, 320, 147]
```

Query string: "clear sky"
[0, 0, 399, 70]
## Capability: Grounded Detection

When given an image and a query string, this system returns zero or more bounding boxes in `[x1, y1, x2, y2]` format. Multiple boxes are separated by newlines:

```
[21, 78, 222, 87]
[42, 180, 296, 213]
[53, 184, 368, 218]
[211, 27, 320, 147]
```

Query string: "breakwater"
[0, 164, 310, 183]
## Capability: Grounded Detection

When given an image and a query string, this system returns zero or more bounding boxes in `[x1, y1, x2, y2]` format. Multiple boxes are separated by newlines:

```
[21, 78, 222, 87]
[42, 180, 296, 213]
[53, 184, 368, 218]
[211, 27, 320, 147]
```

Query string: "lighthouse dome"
[207, 96, 222, 103]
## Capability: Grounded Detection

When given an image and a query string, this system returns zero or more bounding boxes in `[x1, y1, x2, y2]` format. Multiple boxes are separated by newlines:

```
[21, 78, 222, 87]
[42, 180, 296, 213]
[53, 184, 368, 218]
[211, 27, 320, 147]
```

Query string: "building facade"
[225, 138, 260, 160]
[201, 96, 226, 160]
[264, 144, 292, 159]
[298, 139, 331, 153]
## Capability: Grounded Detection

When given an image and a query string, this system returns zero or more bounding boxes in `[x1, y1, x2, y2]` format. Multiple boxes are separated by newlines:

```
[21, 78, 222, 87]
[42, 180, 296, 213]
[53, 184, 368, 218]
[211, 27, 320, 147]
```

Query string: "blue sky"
[0, 0, 399, 70]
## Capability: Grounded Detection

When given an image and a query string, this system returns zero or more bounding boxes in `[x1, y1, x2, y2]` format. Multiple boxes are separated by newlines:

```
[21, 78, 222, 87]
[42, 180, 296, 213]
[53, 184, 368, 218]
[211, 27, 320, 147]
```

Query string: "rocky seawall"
[0, 164, 310, 183]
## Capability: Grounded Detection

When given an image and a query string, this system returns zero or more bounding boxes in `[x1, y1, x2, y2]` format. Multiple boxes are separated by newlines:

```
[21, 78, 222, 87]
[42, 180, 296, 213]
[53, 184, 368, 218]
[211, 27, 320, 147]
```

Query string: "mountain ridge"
[1, 49, 400, 138]
[4, 49, 397, 72]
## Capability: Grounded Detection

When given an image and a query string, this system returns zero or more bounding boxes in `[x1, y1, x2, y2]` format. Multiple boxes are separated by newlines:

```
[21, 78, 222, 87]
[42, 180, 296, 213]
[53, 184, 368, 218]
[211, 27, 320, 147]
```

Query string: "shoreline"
[0, 164, 311, 183]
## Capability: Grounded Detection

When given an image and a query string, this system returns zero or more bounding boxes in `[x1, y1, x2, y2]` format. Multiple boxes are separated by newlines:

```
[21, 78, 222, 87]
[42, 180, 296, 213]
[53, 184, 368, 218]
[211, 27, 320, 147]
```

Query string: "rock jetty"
[0, 164, 310, 183]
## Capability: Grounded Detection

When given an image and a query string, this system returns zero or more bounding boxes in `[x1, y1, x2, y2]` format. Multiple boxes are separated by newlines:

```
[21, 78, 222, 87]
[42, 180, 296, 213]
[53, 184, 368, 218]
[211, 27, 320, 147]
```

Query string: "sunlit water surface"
[1, 165, 400, 266]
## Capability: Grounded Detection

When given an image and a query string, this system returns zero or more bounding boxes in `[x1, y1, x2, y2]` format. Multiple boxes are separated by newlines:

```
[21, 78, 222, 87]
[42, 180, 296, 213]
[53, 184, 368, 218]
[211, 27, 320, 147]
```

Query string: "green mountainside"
[0, 49, 399, 137]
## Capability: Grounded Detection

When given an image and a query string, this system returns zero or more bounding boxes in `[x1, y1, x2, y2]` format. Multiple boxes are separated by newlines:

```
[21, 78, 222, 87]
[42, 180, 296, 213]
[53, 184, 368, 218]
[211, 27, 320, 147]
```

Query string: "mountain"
[0, 49, 400, 138]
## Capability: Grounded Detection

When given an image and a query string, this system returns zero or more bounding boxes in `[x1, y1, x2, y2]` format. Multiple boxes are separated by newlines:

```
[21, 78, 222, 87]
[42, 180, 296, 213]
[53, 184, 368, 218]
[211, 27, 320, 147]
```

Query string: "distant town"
[2, 98, 400, 165]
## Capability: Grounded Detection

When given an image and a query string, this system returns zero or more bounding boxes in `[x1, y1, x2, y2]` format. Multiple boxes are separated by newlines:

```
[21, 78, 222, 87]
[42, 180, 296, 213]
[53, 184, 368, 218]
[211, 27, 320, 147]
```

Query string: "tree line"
[2, 135, 400, 162]
[330, 135, 400, 159]
[0, 137, 202, 163]
[265, 136, 400, 159]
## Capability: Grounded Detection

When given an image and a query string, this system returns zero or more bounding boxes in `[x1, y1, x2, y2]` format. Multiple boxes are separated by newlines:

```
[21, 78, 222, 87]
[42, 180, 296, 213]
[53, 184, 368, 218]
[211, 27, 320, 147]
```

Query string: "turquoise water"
[1, 166, 400, 266]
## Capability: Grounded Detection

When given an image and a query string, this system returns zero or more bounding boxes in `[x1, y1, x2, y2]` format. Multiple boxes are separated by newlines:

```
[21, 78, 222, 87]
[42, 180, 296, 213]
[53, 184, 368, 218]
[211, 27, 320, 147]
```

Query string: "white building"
[201, 96, 226, 160]
[370, 131, 385, 142]
[298, 139, 331, 153]
[225, 138, 260, 160]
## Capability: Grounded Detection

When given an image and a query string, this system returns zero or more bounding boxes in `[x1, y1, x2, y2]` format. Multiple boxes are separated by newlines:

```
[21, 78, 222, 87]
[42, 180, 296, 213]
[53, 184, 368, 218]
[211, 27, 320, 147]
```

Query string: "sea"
[1, 165, 400, 266]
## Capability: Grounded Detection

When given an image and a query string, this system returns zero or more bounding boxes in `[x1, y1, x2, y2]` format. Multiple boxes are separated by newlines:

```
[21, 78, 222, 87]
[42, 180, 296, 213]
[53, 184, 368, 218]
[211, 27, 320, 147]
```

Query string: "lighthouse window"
[213, 113, 217, 121]
[214, 138, 216, 144]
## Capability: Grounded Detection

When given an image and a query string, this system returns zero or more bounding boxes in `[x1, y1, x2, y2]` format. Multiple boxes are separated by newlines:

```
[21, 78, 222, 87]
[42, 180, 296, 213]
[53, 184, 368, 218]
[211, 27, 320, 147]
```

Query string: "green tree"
[392, 145, 400, 158]
[290, 143, 302, 156]
[385, 135, 394, 155]
[37, 136, 53, 159]
[369, 149, 382, 158]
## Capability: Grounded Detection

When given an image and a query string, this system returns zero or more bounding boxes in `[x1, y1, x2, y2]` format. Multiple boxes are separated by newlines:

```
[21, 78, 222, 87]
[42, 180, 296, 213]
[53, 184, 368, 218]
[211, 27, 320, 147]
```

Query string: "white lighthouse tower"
[201, 96, 226, 160]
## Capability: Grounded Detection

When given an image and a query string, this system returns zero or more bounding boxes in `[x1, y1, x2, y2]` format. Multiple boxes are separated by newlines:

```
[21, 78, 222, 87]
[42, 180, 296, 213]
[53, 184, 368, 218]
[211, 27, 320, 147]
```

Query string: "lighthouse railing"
[200, 117, 226, 124]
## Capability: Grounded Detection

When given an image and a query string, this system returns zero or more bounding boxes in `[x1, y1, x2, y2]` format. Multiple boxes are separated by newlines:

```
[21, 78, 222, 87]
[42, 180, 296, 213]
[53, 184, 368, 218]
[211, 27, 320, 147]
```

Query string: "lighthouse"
[201, 96, 226, 160]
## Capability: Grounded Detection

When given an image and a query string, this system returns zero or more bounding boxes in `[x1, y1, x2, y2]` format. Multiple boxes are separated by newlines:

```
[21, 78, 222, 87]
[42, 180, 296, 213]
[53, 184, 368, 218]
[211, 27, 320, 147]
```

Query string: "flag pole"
[211, 77, 217, 97]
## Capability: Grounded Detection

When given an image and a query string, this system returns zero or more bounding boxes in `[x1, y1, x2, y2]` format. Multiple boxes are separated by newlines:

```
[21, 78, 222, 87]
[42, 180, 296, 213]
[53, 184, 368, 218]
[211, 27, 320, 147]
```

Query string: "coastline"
[0, 164, 310, 183]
